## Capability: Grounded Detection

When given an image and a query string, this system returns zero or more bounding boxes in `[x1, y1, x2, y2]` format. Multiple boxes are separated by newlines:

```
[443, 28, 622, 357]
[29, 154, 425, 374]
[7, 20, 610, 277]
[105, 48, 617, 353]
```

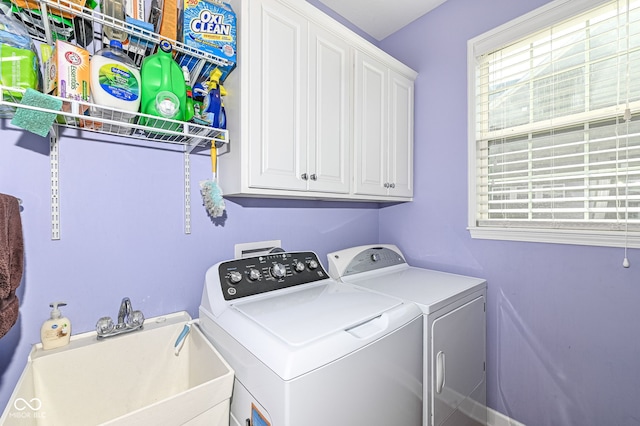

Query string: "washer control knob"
[308, 259, 319, 270]
[371, 253, 381, 262]
[271, 263, 286, 279]
[294, 261, 305, 272]
[248, 269, 260, 281]
[229, 271, 242, 284]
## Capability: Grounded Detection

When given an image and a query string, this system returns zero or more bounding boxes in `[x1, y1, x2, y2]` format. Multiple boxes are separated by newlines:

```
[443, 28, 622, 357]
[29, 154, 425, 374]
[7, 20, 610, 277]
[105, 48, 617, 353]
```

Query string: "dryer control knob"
[371, 253, 381, 262]
[271, 263, 286, 279]
[248, 269, 260, 281]
[294, 261, 305, 272]
[229, 271, 242, 284]
[308, 260, 319, 270]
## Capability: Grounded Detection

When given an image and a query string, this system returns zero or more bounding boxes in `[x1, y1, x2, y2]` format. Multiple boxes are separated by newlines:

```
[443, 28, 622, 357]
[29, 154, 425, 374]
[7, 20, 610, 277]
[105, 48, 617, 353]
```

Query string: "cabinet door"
[307, 24, 351, 194]
[248, 0, 308, 191]
[388, 70, 414, 198]
[431, 296, 486, 426]
[353, 50, 388, 196]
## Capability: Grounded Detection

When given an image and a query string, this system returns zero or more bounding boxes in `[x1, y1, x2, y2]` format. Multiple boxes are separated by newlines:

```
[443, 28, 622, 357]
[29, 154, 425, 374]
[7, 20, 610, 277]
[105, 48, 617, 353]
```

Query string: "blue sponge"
[11, 89, 63, 138]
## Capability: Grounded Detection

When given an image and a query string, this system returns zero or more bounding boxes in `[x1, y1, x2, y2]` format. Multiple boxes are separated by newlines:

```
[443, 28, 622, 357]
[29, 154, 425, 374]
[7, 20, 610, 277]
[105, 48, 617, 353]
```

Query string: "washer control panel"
[218, 251, 328, 300]
[327, 245, 406, 278]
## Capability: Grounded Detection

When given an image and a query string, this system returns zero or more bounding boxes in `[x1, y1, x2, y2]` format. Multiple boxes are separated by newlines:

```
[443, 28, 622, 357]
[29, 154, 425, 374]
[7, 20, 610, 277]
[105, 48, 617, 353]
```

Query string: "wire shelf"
[3, 0, 230, 147]
[0, 86, 228, 149]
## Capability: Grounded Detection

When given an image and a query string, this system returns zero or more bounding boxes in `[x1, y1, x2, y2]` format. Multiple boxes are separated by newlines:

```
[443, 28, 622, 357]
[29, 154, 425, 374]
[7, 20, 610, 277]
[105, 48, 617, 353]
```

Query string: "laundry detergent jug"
[139, 40, 186, 132]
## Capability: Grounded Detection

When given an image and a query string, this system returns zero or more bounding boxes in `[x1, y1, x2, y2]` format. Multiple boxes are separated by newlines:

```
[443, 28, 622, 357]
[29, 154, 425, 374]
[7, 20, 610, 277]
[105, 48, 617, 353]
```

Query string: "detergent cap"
[49, 302, 67, 319]
[155, 91, 180, 118]
[159, 40, 173, 53]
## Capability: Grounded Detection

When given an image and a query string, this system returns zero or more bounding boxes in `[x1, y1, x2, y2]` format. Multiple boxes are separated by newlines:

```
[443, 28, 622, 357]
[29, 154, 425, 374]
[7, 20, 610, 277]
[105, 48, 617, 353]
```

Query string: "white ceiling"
[316, 0, 448, 41]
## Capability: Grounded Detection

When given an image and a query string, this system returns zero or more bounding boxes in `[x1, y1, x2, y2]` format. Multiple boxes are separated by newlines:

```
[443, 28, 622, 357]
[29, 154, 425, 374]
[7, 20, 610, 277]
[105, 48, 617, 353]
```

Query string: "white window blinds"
[473, 0, 640, 235]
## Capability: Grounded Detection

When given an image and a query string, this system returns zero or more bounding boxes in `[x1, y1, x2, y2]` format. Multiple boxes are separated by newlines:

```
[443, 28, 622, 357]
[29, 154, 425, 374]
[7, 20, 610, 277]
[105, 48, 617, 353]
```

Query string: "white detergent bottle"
[41, 302, 72, 350]
[90, 40, 141, 134]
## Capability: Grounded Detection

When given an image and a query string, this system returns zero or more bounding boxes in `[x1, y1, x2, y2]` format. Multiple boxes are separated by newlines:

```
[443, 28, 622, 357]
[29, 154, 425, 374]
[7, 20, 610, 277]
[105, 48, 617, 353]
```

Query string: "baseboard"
[487, 407, 526, 426]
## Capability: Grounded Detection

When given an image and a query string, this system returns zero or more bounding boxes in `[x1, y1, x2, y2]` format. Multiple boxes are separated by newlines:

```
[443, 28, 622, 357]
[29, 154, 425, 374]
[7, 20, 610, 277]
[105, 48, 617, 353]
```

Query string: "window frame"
[467, 0, 640, 248]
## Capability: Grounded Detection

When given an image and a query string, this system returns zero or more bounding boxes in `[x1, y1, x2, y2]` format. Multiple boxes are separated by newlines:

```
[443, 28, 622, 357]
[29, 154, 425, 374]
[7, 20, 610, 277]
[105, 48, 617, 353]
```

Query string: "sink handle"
[96, 317, 115, 336]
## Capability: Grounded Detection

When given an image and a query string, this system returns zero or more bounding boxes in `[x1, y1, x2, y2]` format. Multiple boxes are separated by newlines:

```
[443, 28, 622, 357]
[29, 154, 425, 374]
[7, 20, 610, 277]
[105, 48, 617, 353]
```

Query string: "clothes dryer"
[199, 250, 423, 426]
[328, 244, 487, 426]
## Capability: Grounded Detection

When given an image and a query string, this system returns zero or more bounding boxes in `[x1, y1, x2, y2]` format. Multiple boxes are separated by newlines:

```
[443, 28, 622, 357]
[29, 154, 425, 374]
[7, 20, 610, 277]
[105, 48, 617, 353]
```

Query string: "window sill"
[468, 226, 640, 249]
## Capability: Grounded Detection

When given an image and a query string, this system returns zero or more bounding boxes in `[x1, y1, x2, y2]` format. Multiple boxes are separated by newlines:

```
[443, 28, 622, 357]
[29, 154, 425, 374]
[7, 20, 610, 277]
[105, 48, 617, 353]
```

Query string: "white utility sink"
[1, 312, 234, 426]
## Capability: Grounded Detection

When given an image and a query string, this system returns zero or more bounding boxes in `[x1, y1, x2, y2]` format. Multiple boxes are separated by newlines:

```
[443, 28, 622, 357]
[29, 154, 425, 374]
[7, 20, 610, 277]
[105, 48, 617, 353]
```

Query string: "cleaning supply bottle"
[101, 0, 127, 41]
[202, 68, 227, 128]
[41, 302, 71, 350]
[139, 40, 186, 130]
[100, 0, 127, 41]
[89, 40, 141, 134]
[182, 66, 195, 122]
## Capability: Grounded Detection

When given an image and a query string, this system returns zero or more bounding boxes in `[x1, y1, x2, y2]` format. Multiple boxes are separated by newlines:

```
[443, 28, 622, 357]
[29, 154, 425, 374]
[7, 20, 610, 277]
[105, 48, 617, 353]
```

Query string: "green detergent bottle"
[139, 40, 186, 132]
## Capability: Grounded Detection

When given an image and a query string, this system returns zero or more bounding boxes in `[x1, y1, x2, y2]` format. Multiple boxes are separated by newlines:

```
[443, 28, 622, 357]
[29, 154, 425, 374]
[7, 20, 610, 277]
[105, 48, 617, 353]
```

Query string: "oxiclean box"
[181, 0, 236, 82]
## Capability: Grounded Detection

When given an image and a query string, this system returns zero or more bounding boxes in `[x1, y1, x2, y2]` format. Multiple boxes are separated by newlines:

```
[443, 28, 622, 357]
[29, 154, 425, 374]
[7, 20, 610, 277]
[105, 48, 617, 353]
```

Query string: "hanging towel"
[0, 194, 24, 338]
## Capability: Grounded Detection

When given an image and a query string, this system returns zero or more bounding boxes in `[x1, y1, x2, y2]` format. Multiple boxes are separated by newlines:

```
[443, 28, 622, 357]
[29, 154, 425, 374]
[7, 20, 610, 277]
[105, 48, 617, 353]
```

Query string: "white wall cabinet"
[307, 23, 351, 194]
[353, 50, 415, 198]
[224, 0, 416, 202]
[246, 0, 309, 192]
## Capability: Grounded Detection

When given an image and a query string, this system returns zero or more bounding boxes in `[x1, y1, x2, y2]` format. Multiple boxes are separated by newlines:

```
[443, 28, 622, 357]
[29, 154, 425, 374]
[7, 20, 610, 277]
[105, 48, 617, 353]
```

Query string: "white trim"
[467, 37, 479, 235]
[487, 407, 527, 426]
[469, 226, 640, 248]
[469, 0, 610, 56]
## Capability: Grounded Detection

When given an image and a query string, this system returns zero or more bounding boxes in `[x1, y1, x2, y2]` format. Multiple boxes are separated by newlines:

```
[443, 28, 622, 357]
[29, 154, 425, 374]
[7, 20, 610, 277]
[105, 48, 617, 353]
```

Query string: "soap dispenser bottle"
[41, 302, 71, 350]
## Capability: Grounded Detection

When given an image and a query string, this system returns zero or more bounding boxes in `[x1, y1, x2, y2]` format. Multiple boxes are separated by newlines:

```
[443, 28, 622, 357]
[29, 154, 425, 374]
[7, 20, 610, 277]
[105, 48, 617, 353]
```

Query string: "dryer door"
[431, 295, 486, 426]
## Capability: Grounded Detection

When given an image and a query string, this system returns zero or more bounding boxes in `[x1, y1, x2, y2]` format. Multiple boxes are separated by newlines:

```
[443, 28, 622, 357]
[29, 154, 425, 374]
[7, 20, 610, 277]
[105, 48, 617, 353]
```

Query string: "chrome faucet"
[117, 297, 133, 325]
[96, 297, 145, 339]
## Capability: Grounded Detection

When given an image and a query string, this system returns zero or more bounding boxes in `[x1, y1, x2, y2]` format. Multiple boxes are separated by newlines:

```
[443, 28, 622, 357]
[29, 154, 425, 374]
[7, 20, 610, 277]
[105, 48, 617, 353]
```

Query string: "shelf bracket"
[184, 148, 191, 234]
[50, 127, 60, 240]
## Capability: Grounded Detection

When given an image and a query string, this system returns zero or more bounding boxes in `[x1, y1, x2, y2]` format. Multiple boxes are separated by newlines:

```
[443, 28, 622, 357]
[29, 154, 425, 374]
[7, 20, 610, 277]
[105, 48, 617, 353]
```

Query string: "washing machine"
[198, 250, 423, 426]
[327, 245, 487, 426]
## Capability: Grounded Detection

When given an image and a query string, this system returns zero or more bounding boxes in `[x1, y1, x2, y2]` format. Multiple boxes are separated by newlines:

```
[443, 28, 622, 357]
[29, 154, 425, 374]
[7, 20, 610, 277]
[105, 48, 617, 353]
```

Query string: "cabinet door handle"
[301, 173, 308, 180]
[436, 351, 446, 394]
[310, 174, 317, 181]
[384, 182, 390, 188]
[390, 183, 396, 188]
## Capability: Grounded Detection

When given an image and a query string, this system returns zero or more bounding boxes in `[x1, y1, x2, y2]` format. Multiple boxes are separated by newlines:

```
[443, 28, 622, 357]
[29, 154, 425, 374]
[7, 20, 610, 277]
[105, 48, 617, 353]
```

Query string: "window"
[468, 0, 640, 248]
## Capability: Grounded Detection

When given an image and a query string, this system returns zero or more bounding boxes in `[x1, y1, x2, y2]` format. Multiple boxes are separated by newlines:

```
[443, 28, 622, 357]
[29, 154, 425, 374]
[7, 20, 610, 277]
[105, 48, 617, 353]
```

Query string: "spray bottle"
[201, 68, 227, 129]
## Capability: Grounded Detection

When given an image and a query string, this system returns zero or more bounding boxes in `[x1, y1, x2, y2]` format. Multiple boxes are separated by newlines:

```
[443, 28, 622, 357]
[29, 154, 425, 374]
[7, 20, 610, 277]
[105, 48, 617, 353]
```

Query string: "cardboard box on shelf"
[180, 0, 236, 82]
[43, 40, 90, 118]
[159, 0, 179, 41]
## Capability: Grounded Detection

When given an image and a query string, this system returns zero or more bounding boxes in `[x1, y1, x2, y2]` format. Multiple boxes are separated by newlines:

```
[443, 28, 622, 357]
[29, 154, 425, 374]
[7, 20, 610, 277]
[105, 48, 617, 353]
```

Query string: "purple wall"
[379, 0, 640, 425]
[0, 128, 380, 409]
